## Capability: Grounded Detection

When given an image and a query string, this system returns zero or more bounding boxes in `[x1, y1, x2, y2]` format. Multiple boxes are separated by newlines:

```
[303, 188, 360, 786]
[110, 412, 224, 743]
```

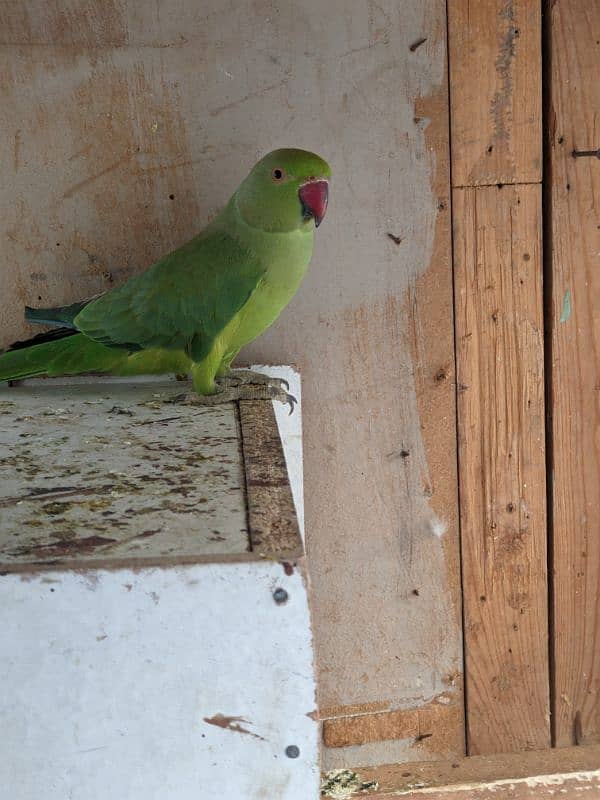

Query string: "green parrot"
[0, 148, 330, 407]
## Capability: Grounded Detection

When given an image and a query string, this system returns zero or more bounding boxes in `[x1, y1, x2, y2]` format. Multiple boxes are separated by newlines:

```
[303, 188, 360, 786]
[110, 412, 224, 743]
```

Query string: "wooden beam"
[361, 774, 600, 799]
[453, 183, 549, 754]
[547, 0, 600, 748]
[448, 0, 542, 186]
[329, 744, 600, 798]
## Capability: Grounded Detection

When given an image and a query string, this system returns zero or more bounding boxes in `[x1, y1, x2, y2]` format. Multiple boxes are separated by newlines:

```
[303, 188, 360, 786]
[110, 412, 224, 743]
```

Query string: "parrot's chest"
[230, 231, 313, 348]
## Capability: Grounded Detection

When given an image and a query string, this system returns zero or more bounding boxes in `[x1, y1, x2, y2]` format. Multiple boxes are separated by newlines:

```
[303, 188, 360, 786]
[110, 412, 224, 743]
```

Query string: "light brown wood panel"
[361, 775, 600, 800]
[548, 0, 600, 748]
[453, 184, 549, 754]
[0, 0, 462, 768]
[349, 744, 600, 798]
[448, 0, 542, 186]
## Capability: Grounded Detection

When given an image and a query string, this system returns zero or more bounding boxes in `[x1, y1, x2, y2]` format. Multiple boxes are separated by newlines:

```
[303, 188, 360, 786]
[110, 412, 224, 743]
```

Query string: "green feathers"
[73, 229, 265, 362]
[0, 148, 331, 393]
[0, 334, 123, 382]
[236, 149, 331, 232]
[24, 298, 96, 329]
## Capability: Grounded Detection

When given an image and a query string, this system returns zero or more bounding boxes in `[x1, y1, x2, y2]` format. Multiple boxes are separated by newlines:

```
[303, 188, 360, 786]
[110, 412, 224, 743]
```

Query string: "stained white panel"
[0, 561, 318, 799]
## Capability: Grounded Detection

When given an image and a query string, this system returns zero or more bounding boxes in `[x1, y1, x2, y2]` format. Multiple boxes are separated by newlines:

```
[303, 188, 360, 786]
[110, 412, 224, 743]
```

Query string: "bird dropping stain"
[203, 713, 266, 742]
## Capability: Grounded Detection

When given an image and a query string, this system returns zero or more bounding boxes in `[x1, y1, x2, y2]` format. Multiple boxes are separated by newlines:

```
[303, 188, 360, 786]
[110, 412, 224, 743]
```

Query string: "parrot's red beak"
[299, 180, 329, 227]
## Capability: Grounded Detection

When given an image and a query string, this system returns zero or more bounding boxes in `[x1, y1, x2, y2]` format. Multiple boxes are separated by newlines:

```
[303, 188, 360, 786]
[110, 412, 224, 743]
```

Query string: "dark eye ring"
[272, 167, 284, 181]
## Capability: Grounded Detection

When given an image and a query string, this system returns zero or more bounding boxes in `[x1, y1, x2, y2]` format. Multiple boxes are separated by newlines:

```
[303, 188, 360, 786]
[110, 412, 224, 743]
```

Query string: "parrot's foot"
[218, 371, 295, 413]
[169, 375, 296, 415]
[221, 369, 290, 392]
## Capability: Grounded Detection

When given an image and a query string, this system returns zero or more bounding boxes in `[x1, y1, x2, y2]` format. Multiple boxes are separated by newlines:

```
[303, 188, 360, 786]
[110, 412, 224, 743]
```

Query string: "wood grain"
[448, 0, 542, 186]
[453, 184, 549, 754]
[358, 772, 600, 799]
[349, 744, 600, 798]
[238, 399, 303, 559]
[548, 0, 600, 748]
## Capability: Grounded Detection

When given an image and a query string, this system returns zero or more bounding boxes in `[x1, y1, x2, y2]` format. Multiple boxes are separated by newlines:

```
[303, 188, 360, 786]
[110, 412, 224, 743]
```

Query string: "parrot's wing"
[73, 229, 265, 362]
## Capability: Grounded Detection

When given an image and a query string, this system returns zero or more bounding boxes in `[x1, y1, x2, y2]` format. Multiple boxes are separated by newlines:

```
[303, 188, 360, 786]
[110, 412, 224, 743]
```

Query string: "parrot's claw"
[217, 373, 297, 414]
[168, 378, 297, 415]
[223, 369, 290, 392]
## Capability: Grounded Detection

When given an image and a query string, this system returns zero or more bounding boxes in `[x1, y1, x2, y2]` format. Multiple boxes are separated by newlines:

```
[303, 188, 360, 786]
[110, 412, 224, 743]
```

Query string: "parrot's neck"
[221, 196, 314, 280]
[228, 193, 315, 236]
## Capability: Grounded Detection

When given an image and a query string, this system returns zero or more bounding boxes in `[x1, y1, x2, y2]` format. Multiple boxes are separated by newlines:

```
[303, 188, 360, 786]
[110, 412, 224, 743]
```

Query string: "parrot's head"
[235, 148, 331, 233]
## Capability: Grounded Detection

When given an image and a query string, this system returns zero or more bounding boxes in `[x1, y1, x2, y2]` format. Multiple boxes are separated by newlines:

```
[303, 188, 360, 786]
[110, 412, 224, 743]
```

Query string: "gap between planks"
[452, 181, 542, 189]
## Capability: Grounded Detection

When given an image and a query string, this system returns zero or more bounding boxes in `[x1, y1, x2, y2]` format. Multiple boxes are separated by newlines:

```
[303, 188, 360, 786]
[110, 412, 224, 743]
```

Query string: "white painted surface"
[0, 562, 318, 799]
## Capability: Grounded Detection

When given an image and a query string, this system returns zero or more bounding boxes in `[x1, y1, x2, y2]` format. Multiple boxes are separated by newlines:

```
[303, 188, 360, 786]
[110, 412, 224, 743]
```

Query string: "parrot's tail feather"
[8, 327, 79, 352]
[0, 333, 126, 382]
[25, 296, 100, 329]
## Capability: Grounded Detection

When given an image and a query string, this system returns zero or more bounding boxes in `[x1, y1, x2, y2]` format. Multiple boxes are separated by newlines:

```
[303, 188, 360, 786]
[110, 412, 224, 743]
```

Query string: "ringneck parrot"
[0, 148, 330, 404]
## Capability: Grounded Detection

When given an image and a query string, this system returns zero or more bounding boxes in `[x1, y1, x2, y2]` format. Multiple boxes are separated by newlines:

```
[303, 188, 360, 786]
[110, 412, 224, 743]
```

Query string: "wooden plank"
[0, 380, 251, 566]
[453, 184, 549, 754]
[368, 780, 600, 799]
[548, 0, 600, 748]
[0, 379, 303, 572]
[326, 745, 600, 798]
[238, 399, 303, 559]
[448, 0, 542, 186]
[357, 773, 600, 799]
[0, 0, 462, 767]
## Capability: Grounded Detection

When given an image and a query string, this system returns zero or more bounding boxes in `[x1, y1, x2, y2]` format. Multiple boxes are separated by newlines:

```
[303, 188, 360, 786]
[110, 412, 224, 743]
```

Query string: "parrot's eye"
[271, 167, 285, 182]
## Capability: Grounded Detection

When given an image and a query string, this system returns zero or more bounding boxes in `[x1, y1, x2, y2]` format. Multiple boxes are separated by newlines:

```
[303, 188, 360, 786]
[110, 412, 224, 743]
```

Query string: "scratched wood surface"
[361, 777, 600, 800]
[238, 399, 302, 558]
[348, 744, 600, 797]
[447, 0, 542, 186]
[0, 0, 462, 768]
[453, 185, 549, 754]
[548, 0, 600, 748]
[448, 0, 546, 758]
[0, 381, 250, 567]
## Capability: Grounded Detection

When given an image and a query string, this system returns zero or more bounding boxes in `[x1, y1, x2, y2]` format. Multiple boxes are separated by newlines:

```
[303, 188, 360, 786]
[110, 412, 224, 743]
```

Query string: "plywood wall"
[0, 0, 462, 768]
